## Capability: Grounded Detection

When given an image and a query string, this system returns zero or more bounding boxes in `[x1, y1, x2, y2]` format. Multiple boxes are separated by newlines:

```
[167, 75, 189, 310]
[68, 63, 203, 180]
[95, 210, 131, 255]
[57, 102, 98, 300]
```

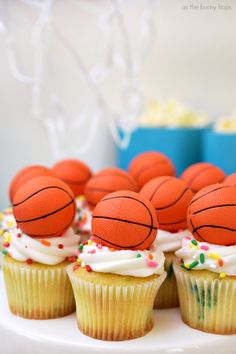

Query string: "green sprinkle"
[200, 253, 205, 264]
[191, 239, 198, 246]
[136, 253, 142, 258]
[189, 260, 199, 269]
[181, 263, 188, 270]
[79, 244, 84, 252]
[2, 249, 8, 255]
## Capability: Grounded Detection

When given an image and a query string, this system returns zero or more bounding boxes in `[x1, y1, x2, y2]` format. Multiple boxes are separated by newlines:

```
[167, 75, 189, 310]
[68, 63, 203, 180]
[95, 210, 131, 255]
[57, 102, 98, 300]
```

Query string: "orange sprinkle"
[40, 240, 51, 247]
[218, 258, 224, 267]
[109, 248, 116, 252]
[148, 253, 153, 260]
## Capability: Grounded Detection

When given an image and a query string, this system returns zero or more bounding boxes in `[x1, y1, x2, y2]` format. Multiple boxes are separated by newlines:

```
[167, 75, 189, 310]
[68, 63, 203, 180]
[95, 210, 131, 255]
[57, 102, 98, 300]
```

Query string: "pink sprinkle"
[184, 236, 191, 240]
[74, 250, 80, 256]
[200, 245, 209, 251]
[97, 244, 103, 249]
[88, 249, 96, 254]
[16, 233, 22, 238]
[90, 236, 95, 241]
[147, 261, 158, 268]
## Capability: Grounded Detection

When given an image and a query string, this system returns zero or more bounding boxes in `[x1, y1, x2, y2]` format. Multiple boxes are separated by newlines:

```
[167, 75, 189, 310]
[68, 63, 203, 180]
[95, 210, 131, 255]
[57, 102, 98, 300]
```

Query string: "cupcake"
[140, 176, 194, 308]
[2, 175, 80, 319]
[174, 183, 236, 334]
[67, 190, 166, 341]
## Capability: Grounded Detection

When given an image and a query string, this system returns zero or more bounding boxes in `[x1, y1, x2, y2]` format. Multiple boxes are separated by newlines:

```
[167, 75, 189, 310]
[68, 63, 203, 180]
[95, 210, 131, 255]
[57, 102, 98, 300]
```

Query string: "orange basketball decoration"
[52, 159, 92, 197]
[92, 190, 158, 250]
[140, 176, 194, 231]
[9, 165, 54, 203]
[128, 151, 175, 190]
[84, 167, 138, 209]
[13, 176, 76, 237]
[180, 162, 225, 193]
[224, 173, 236, 187]
[187, 184, 236, 245]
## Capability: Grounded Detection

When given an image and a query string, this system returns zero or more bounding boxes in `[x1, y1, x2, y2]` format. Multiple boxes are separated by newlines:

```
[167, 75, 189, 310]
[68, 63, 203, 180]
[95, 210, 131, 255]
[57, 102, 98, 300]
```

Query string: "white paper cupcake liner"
[3, 257, 75, 319]
[67, 265, 166, 340]
[174, 261, 236, 334]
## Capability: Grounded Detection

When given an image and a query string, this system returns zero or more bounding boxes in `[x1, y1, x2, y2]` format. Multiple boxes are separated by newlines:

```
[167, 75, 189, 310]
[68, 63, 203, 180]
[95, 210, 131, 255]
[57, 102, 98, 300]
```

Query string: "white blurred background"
[0, 0, 236, 208]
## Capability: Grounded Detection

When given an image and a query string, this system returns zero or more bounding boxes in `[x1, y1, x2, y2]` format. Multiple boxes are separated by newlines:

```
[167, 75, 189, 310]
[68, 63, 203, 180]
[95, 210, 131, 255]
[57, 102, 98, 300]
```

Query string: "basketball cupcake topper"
[52, 158, 92, 197]
[13, 176, 76, 237]
[92, 190, 158, 250]
[187, 183, 236, 245]
[180, 162, 225, 193]
[84, 167, 138, 209]
[128, 151, 175, 189]
[141, 176, 194, 232]
[9, 165, 55, 203]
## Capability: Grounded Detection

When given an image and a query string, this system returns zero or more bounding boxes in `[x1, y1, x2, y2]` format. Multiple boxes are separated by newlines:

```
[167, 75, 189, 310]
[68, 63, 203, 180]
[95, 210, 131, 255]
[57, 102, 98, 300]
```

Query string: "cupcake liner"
[174, 260, 236, 334]
[154, 252, 179, 309]
[3, 256, 75, 319]
[67, 265, 166, 341]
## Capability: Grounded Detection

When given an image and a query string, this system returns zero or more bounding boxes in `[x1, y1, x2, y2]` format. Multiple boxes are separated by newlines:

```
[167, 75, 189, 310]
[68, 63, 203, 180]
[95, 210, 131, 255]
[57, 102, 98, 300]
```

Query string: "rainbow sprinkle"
[200, 245, 209, 251]
[189, 260, 199, 269]
[40, 239, 51, 247]
[220, 272, 226, 279]
[191, 239, 198, 246]
[208, 252, 220, 260]
[199, 253, 205, 264]
[147, 260, 158, 268]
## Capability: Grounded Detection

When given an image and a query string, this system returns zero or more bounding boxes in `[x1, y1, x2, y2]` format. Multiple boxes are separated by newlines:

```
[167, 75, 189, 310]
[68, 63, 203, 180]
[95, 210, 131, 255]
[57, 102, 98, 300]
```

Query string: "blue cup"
[203, 130, 236, 174]
[116, 127, 206, 176]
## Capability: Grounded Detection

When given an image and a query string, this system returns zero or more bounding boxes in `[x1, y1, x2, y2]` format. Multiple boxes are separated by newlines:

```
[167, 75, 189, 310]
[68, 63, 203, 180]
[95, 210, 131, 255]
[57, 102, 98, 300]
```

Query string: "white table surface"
[0, 270, 235, 354]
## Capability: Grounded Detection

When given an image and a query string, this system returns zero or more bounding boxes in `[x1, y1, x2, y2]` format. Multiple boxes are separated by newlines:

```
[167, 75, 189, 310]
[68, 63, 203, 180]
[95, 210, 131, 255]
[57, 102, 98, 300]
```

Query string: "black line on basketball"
[149, 177, 172, 201]
[28, 208, 76, 237]
[189, 218, 204, 241]
[15, 199, 74, 223]
[193, 224, 236, 234]
[133, 158, 169, 179]
[93, 215, 157, 230]
[155, 188, 191, 211]
[190, 185, 232, 206]
[13, 186, 73, 207]
[93, 229, 154, 249]
[192, 203, 236, 215]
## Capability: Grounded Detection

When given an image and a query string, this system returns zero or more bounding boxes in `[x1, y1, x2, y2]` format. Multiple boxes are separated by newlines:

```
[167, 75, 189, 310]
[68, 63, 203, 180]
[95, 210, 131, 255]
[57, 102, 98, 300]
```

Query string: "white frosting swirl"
[176, 237, 236, 275]
[157, 229, 192, 252]
[78, 240, 165, 277]
[4, 228, 80, 265]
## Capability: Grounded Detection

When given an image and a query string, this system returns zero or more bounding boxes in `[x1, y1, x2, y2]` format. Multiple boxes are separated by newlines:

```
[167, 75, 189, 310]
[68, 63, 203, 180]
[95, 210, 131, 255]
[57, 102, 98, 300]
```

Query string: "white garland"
[0, 0, 159, 158]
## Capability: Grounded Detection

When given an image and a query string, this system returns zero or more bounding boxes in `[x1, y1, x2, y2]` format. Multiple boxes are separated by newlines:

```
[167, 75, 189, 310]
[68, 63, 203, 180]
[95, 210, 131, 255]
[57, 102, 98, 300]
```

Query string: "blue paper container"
[116, 127, 206, 176]
[203, 130, 236, 174]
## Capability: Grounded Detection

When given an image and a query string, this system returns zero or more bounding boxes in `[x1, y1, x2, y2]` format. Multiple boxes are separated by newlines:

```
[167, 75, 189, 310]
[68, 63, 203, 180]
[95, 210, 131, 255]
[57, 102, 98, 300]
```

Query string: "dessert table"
[0, 271, 234, 354]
